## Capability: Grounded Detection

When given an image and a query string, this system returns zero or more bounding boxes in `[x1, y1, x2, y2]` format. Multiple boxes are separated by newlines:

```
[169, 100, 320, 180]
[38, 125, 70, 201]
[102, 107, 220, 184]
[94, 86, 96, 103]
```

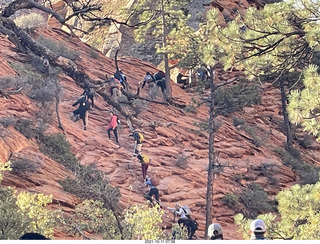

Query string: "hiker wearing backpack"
[106, 111, 119, 145]
[144, 175, 160, 206]
[72, 96, 91, 130]
[82, 87, 95, 109]
[130, 130, 144, 155]
[169, 204, 198, 239]
[208, 223, 223, 240]
[114, 70, 127, 90]
[154, 71, 167, 98]
[142, 72, 158, 99]
[137, 153, 149, 180]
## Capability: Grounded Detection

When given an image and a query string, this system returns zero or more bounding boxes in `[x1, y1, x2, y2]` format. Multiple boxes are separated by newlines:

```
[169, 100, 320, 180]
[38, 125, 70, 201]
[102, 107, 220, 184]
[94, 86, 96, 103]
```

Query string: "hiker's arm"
[142, 79, 146, 88]
[72, 99, 80, 106]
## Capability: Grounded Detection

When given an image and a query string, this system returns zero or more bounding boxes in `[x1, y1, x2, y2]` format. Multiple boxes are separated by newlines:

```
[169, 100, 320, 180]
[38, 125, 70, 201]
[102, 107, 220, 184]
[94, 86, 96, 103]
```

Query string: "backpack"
[138, 132, 144, 142]
[189, 219, 199, 232]
[82, 100, 91, 111]
[182, 206, 191, 215]
[141, 154, 149, 164]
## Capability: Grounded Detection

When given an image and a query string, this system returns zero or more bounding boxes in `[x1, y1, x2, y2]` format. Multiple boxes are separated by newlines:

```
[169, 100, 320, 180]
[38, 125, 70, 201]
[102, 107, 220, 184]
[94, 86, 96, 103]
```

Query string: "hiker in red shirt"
[106, 111, 119, 144]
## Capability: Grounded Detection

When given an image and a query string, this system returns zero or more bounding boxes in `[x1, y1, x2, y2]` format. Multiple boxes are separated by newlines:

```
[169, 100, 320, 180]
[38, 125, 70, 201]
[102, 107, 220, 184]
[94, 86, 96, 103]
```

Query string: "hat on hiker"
[250, 219, 266, 233]
[208, 223, 223, 239]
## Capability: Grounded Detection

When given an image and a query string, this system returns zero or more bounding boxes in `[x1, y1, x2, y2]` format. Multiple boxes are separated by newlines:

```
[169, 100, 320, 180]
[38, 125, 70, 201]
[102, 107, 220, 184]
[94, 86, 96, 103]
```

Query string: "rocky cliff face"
[1, 13, 320, 240]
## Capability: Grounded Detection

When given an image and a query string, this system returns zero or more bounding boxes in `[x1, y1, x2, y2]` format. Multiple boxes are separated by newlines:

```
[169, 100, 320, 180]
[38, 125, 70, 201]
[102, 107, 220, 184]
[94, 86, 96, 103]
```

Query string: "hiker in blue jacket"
[144, 175, 160, 206]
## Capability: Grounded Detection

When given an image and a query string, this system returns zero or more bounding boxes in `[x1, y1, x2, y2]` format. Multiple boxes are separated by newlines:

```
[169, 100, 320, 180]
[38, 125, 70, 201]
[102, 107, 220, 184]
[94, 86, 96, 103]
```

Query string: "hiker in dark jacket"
[114, 70, 127, 89]
[106, 111, 119, 144]
[82, 87, 95, 109]
[72, 96, 91, 130]
[176, 72, 189, 88]
[137, 154, 149, 180]
[153, 71, 167, 97]
[144, 175, 160, 206]
[154, 70, 165, 81]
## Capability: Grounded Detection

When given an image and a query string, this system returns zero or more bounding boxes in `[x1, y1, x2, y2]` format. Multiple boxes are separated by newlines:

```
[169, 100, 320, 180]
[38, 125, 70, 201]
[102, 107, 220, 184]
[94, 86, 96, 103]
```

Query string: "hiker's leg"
[136, 143, 142, 154]
[82, 117, 86, 130]
[121, 81, 126, 89]
[113, 127, 119, 144]
[142, 163, 148, 180]
[107, 128, 112, 139]
[89, 95, 94, 108]
[146, 190, 154, 204]
[154, 188, 160, 205]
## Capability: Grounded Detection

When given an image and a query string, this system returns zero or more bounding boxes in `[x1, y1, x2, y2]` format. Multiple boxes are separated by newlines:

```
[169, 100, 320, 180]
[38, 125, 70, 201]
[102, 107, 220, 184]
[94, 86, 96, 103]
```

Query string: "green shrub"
[40, 133, 79, 172]
[59, 163, 121, 205]
[14, 13, 46, 30]
[241, 123, 265, 147]
[232, 116, 246, 127]
[239, 183, 274, 218]
[175, 153, 190, 169]
[232, 174, 243, 183]
[273, 147, 319, 185]
[0, 117, 16, 128]
[37, 35, 80, 60]
[90, 48, 100, 59]
[41, 133, 120, 206]
[15, 119, 36, 139]
[214, 80, 261, 116]
[11, 158, 41, 175]
[296, 134, 314, 149]
[222, 193, 238, 208]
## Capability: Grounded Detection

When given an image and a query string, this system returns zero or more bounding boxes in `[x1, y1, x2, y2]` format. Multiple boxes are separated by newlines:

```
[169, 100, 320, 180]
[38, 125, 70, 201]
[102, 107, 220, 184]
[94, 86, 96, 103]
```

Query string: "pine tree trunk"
[205, 66, 216, 239]
[161, 0, 172, 101]
[280, 79, 292, 150]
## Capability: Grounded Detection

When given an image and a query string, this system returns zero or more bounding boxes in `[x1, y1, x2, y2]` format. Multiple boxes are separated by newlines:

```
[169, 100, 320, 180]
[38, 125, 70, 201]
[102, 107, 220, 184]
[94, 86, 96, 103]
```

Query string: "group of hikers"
[207, 218, 267, 240]
[70, 67, 258, 240]
[17, 218, 266, 240]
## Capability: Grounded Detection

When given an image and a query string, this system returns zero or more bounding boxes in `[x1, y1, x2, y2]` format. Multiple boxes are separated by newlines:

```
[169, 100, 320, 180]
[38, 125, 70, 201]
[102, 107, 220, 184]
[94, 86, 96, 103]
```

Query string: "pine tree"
[235, 180, 320, 240]
[130, 0, 192, 101]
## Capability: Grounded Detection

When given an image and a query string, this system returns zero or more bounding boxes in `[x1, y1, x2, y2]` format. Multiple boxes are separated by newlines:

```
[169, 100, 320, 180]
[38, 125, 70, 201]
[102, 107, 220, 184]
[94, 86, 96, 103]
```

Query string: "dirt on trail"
[1, 7, 320, 240]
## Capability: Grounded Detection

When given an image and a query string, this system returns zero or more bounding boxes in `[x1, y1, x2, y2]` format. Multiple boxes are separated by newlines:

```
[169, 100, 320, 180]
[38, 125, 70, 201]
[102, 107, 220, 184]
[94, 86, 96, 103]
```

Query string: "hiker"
[19, 233, 50, 240]
[72, 96, 91, 130]
[250, 219, 267, 240]
[142, 72, 156, 88]
[109, 76, 122, 99]
[197, 67, 208, 82]
[168, 204, 197, 239]
[106, 111, 119, 145]
[129, 130, 144, 155]
[82, 87, 95, 109]
[176, 72, 189, 88]
[154, 70, 167, 96]
[154, 70, 165, 81]
[208, 223, 223, 240]
[142, 72, 158, 99]
[137, 153, 149, 180]
[144, 175, 160, 206]
[114, 69, 127, 89]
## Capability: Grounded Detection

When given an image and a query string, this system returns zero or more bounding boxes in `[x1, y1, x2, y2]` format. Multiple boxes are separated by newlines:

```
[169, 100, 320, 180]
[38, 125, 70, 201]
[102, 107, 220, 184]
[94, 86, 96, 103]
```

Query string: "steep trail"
[1, 27, 320, 240]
